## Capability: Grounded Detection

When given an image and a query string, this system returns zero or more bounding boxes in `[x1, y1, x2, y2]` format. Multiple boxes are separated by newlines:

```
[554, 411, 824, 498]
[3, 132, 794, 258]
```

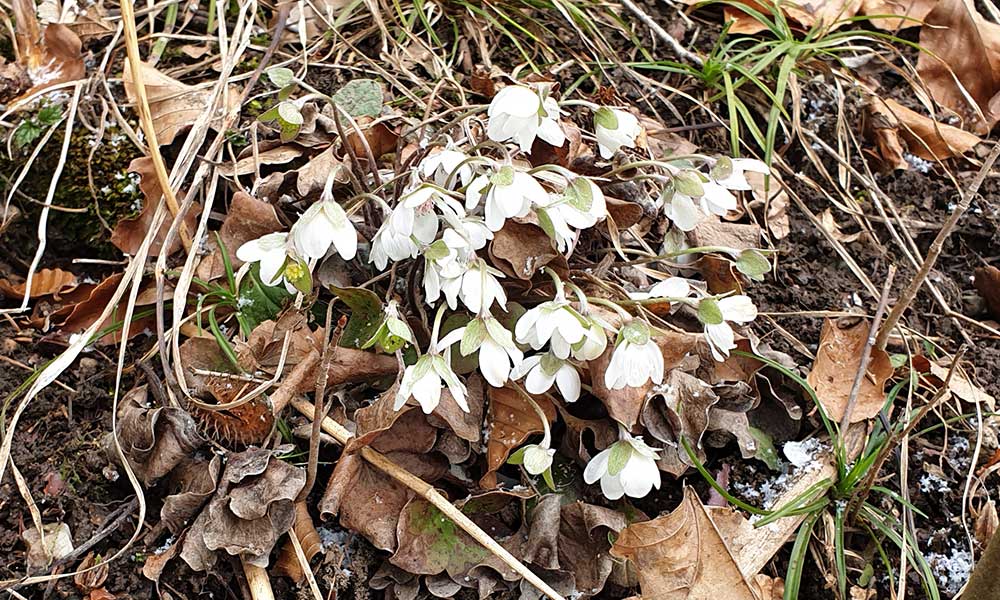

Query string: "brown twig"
[840, 265, 896, 433]
[299, 309, 343, 502]
[876, 143, 1000, 350]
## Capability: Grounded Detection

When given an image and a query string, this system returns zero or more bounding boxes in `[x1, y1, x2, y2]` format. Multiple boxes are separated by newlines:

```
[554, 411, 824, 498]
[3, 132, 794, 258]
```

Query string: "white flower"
[236, 232, 308, 294]
[511, 353, 581, 402]
[291, 188, 357, 261]
[515, 298, 587, 359]
[594, 107, 642, 159]
[629, 277, 692, 301]
[439, 259, 507, 314]
[521, 444, 555, 475]
[698, 295, 758, 361]
[438, 315, 523, 387]
[604, 320, 664, 390]
[534, 177, 607, 251]
[711, 157, 769, 190]
[572, 316, 609, 361]
[369, 199, 439, 269]
[422, 240, 468, 307]
[419, 144, 474, 189]
[487, 85, 565, 152]
[466, 166, 548, 231]
[394, 354, 468, 414]
[660, 171, 737, 232]
[584, 429, 661, 500]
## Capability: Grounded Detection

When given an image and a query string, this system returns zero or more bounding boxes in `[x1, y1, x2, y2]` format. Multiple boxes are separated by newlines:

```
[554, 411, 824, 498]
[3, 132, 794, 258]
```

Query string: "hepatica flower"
[291, 181, 358, 261]
[466, 165, 548, 231]
[604, 320, 664, 390]
[711, 156, 770, 190]
[419, 143, 475, 189]
[486, 84, 565, 152]
[661, 169, 737, 232]
[515, 296, 587, 359]
[511, 352, 581, 402]
[236, 232, 311, 294]
[584, 428, 661, 500]
[535, 177, 607, 251]
[698, 295, 758, 361]
[594, 107, 642, 159]
[629, 277, 692, 301]
[394, 353, 468, 414]
[438, 314, 523, 387]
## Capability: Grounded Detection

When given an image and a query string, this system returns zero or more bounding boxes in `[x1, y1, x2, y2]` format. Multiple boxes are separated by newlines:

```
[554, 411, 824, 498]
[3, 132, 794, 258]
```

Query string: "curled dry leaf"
[195, 191, 284, 281]
[588, 330, 699, 430]
[111, 157, 201, 257]
[22, 522, 74, 569]
[480, 385, 556, 488]
[296, 146, 351, 197]
[237, 313, 323, 372]
[610, 487, 757, 600]
[217, 144, 304, 177]
[122, 59, 240, 146]
[489, 221, 563, 280]
[806, 318, 894, 423]
[0, 267, 77, 299]
[428, 373, 486, 443]
[912, 355, 996, 410]
[916, 0, 1000, 134]
[73, 552, 109, 593]
[870, 97, 982, 162]
[115, 385, 204, 485]
[273, 501, 323, 582]
[642, 370, 720, 477]
[12, 0, 85, 97]
[180, 447, 306, 570]
[160, 455, 221, 534]
[818, 208, 862, 243]
[974, 266, 1000, 319]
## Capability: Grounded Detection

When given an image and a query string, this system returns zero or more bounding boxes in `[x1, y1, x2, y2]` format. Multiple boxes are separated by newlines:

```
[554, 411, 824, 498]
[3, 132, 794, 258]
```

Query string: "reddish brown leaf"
[861, 0, 936, 30]
[111, 158, 201, 257]
[974, 266, 1000, 319]
[872, 98, 982, 162]
[273, 501, 323, 582]
[480, 385, 556, 488]
[489, 221, 561, 280]
[0, 268, 77, 299]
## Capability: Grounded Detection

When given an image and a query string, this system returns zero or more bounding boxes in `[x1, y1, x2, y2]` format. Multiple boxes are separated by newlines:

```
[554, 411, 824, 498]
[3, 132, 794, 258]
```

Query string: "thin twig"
[840, 265, 896, 432]
[619, 0, 703, 66]
[290, 398, 566, 600]
[876, 143, 1000, 350]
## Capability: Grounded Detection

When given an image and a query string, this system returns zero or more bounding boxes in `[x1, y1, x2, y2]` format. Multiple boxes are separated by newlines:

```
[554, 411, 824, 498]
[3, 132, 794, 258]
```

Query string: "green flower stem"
[585, 296, 632, 320]
[543, 266, 566, 299]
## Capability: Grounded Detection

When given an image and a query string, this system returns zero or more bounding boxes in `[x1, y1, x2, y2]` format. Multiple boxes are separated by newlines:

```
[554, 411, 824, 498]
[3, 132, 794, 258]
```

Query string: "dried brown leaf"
[480, 385, 557, 488]
[122, 60, 240, 145]
[116, 385, 204, 485]
[295, 146, 351, 197]
[111, 157, 201, 257]
[218, 145, 304, 177]
[73, 552, 108, 593]
[160, 455, 221, 534]
[873, 98, 982, 161]
[861, 0, 936, 30]
[610, 487, 756, 600]
[806, 318, 894, 423]
[273, 501, 323, 582]
[428, 373, 486, 443]
[720, 0, 861, 34]
[974, 266, 1000, 319]
[0, 268, 77, 299]
[489, 221, 561, 280]
[642, 370, 720, 476]
[557, 501, 632, 594]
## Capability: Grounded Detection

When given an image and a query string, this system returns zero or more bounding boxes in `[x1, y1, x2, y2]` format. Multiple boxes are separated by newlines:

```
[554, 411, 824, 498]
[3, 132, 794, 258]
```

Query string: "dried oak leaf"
[111, 157, 201, 257]
[974, 266, 1000, 319]
[871, 97, 982, 161]
[588, 330, 700, 430]
[480, 385, 557, 488]
[860, 0, 936, 30]
[160, 455, 221, 534]
[806, 318, 894, 423]
[642, 370, 720, 477]
[916, 0, 1000, 134]
[180, 447, 305, 570]
[116, 385, 203, 485]
[0, 268, 77, 299]
[489, 221, 562, 280]
[195, 191, 284, 281]
[610, 487, 757, 600]
[273, 501, 323, 582]
[122, 59, 240, 145]
[319, 450, 448, 552]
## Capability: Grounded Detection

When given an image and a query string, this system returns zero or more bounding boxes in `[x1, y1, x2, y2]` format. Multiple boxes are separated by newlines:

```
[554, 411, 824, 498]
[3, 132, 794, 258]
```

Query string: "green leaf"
[329, 286, 384, 348]
[607, 442, 632, 476]
[490, 165, 515, 187]
[277, 101, 303, 125]
[237, 263, 295, 330]
[259, 105, 281, 122]
[266, 66, 295, 88]
[36, 104, 63, 126]
[735, 249, 770, 281]
[748, 426, 780, 470]
[460, 319, 487, 356]
[674, 170, 705, 198]
[563, 177, 594, 212]
[331, 79, 383, 118]
[697, 298, 724, 325]
[441, 314, 477, 374]
[621, 320, 651, 345]
[507, 447, 527, 465]
[594, 106, 619, 130]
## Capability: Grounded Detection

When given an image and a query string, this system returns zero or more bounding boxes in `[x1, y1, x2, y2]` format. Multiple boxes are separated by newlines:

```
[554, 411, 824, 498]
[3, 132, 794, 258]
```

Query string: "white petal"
[648, 277, 690, 299]
[667, 193, 703, 232]
[555, 365, 580, 402]
[583, 449, 611, 484]
[478, 340, 510, 387]
[600, 473, 626, 500]
[705, 322, 736, 360]
[719, 295, 758, 323]
[525, 363, 556, 394]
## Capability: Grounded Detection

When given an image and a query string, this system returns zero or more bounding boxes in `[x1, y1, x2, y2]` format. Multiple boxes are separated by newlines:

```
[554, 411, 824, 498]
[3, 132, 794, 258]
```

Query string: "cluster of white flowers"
[237, 78, 765, 501]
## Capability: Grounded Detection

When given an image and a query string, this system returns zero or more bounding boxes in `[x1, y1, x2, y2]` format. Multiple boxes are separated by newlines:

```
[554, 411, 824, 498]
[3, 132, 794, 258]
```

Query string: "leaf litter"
[1, 0, 999, 599]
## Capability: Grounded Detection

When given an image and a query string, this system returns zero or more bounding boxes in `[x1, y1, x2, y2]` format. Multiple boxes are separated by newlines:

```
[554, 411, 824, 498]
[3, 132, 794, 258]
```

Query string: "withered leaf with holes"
[180, 447, 305, 570]
[115, 385, 203, 486]
[611, 487, 757, 600]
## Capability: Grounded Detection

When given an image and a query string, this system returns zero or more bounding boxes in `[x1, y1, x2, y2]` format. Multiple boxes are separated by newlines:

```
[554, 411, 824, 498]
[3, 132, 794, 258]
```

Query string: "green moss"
[0, 124, 144, 258]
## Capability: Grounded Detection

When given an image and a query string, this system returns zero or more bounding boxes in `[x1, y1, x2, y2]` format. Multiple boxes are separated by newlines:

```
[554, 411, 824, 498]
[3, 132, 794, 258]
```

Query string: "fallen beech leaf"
[73, 553, 109, 593]
[122, 59, 240, 145]
[873, 98, 982, 161]
[160, 455, 221, 534]
[273, 501, 323, 582]
[916, 0, 1000, 134]
[974, 266, 1000, 319]
[588, 330, 699, 429]
[913, 355, 996, 410]
[23, 522, 74, 569]
[489, 221, 561, 280]
[861, 0, 936, 30]
[0, 267, 77, 299]
[480, 385, 556, 488]
[610, 487, 757, 600]
[111, 157, 201, 257]
[806, 318, 894, 423]
[195, 192, 284, 281]
[217, 144, 304, 177]
[642, 370, 720, 477]
[115, 385, 204, 485]
[295, 146, 350, 197]
[181, 447, 305, 570]
[866, 99, 909, 170]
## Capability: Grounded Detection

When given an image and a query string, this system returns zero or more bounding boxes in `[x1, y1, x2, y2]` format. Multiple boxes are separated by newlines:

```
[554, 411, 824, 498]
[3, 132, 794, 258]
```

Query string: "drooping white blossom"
[698, 295, 758, 361]
[466, 165, 549, 231]
[511, 353, 581, 402]
[584, 429, 661, 500]
[604, 320, 664, 390]
[291, 181, 358, 261]
[395, 354, 468, 414]
[515, 297, 587, 359]
[594, 107, 643, 159]
[438, 315, 523, 387]
[711, 156, 770, 190]
[486, 85, 565, 152]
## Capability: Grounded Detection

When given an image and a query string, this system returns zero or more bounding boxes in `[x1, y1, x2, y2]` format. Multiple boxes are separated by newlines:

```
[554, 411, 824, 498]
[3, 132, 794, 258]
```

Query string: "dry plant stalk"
[290, 397, 567, 600]
[875, 143, 1000, 350]
[241, 560, 275, 600]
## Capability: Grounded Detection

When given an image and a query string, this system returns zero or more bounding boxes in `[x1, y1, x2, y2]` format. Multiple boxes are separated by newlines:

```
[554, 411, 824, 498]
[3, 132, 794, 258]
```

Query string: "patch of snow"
[926, 546, 973, 595]
[919, 472, 951, 494]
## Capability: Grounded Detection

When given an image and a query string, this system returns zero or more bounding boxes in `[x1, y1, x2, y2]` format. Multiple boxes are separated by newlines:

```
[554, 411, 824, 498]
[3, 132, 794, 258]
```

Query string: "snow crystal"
[903, 153, 933, 174]
[927, 546, 973, 595]
[919, 472, 951, 494]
